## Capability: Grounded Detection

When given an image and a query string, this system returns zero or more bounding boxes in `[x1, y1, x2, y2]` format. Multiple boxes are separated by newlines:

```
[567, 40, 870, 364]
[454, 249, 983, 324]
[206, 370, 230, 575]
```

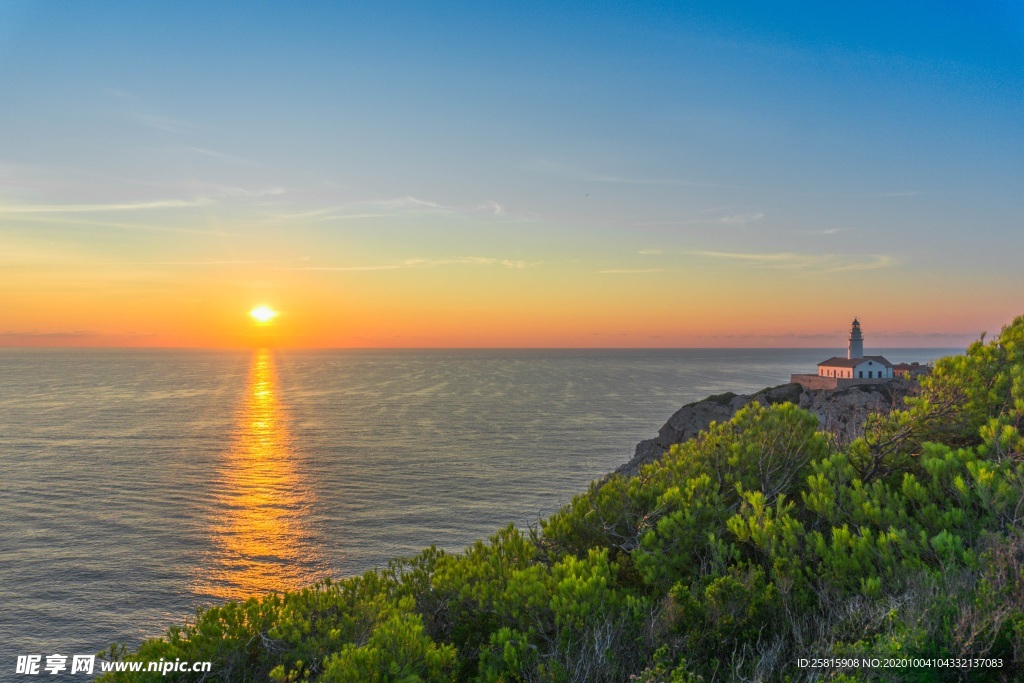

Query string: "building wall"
[818, 366, 853, 378]
[818, 360, 894, 380]
[894, 365, 930, 378]
[852, 359, 893, 379]
[794, 374, 839, 390]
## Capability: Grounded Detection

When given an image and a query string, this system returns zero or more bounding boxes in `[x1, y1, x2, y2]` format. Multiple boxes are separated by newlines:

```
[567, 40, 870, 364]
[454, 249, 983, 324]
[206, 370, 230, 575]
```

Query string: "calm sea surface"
[0, 348, 955, 658]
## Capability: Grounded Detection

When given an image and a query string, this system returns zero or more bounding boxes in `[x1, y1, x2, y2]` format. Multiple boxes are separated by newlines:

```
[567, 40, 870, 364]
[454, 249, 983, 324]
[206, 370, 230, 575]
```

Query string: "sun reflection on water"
[199, 349, 323, 601]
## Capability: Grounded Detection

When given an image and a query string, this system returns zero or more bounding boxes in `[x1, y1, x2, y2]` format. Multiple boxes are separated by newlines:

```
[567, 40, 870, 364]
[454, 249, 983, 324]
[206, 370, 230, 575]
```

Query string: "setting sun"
[250, 306, 278, 324]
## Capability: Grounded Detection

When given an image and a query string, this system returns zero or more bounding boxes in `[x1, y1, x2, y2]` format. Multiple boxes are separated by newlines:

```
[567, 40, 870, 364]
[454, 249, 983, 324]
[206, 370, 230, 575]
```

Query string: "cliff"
[615, 378, 918, 478]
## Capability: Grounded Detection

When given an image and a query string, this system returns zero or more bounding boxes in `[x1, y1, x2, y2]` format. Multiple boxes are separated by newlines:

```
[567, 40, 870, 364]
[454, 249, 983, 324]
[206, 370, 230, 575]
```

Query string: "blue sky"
[1, 1, 1022, 346]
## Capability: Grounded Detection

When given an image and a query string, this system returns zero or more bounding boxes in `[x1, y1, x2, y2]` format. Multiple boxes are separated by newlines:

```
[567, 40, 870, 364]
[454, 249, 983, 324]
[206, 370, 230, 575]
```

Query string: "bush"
[101, 315, 1024, 682]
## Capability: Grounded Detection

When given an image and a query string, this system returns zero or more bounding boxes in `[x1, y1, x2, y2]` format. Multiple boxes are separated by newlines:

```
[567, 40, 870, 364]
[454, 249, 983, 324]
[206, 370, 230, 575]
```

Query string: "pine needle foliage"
[100, 316, 1024, 682]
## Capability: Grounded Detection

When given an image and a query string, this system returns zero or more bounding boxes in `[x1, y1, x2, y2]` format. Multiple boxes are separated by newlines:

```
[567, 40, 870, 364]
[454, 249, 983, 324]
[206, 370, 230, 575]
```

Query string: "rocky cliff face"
[615, 379, 918, 478]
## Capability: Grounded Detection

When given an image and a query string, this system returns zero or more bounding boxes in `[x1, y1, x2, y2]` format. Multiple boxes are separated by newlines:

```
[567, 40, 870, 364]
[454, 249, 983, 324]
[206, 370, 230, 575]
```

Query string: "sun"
[249, 306, 278, 324]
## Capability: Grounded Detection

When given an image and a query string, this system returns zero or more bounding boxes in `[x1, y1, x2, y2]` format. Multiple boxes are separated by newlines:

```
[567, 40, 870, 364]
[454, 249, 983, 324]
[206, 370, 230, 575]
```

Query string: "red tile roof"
[817, 355, 892, 368]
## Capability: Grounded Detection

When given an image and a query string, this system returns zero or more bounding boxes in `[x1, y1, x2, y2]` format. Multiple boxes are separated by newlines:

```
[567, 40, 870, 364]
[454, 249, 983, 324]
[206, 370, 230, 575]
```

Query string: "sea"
[0, 348, 956, 661]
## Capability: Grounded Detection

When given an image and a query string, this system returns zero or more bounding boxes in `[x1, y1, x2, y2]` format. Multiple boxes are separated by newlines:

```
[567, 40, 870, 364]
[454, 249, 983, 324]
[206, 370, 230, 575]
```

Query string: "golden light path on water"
[199, 349, 323, 601]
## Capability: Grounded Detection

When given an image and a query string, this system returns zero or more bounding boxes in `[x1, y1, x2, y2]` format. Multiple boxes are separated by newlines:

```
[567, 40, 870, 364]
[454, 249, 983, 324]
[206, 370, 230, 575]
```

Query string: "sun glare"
[250, 306, 278, 324]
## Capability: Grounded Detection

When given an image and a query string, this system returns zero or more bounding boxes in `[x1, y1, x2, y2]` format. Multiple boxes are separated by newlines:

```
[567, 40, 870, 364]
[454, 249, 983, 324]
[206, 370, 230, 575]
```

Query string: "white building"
[817, 319, 893, 380]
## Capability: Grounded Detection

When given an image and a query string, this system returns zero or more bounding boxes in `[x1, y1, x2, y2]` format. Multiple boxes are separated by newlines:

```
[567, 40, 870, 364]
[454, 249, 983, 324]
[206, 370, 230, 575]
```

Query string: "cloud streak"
[1, 330, 156, 339]
[690, 250, 895, 274]
[276, 257, 539, 272]
[6, 214, 238, 236]
[634, 211, 765, 227]
[590, 175, 729, 188]
[524, 158, 732, 188]
[716, 212, 763, 225]
[0, 198, 212, 213]
[271, 196, 509, 223]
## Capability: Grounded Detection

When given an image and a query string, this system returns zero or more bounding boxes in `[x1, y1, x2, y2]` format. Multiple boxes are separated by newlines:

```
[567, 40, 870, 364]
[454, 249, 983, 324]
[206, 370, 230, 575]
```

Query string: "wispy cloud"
[637, 248, 663, 255]
[123, 260, 269, 267]
[7, 214, 238, 237]
[716, 212, 763, 225]
[179, 183, 287, 199]
[827, 255, 896, 272]
[0, 198, 212, 213]
[523, 158, 730, 188]
[634, 211, 764, 227]
[871, 330, 978, 340]
[690, 250, 895, 274]
[4, 330, 101, 338]
[175, 146, 270, 170]
[806, 227, 843, 235]
[691, 250, 806, 264]
[590, 175, 728, 188]
[598, 268, 665, 274]
[1, 330, 156, 340]
[104, 87, 190, 134]
[276, 257, 540, 272]
[677, 329, 970, 344]
[270, 196, 509, 222]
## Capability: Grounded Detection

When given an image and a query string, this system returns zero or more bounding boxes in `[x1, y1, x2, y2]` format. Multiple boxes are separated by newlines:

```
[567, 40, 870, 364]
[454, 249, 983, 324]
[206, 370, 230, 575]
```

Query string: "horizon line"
[0, 344, 968, 351]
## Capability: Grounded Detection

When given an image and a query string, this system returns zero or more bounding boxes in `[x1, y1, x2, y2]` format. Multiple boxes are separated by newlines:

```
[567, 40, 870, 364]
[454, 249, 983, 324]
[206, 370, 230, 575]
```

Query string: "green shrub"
[102, 315, 1024, 682]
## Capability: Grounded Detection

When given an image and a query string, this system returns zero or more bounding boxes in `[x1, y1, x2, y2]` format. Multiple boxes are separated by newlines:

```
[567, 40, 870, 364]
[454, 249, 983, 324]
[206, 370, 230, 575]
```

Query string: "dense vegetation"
[100, 317, 1024, 681]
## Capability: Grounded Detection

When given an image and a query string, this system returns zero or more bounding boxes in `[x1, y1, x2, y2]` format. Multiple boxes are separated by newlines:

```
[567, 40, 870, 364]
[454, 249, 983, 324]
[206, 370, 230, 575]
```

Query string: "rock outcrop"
[615, 379, 917, 478]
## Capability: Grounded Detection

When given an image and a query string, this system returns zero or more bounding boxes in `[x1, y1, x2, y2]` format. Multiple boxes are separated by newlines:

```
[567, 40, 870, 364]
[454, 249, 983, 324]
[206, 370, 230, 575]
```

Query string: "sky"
[1, 1, 1022, 348]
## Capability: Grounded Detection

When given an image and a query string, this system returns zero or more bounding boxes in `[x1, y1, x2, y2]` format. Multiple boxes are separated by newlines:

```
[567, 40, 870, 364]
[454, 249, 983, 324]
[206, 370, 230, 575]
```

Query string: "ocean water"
[0, 348, 955, 659]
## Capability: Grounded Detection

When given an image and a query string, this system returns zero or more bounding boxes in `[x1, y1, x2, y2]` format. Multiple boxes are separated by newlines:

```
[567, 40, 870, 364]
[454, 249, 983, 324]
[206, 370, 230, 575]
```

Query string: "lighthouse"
[848, 318, 864, 359]
[792, 318, 897, 387]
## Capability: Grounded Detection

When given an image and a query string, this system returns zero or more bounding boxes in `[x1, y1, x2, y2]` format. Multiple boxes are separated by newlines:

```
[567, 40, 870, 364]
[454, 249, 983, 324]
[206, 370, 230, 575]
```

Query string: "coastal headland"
[96, 316, 1024, 681]
[618, 378, 918, 477]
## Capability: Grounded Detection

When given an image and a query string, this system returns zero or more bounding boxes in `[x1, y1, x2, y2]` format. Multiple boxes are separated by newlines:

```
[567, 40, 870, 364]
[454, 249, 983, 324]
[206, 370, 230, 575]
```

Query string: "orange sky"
[3, 5, 1022, 349]
[2, 245, 1011, 348]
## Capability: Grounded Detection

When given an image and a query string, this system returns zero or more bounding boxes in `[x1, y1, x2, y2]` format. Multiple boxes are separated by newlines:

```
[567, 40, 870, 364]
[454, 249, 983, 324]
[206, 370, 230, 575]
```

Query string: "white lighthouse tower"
[795, 317, 896, 386]
[848, 318, 864, 359]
